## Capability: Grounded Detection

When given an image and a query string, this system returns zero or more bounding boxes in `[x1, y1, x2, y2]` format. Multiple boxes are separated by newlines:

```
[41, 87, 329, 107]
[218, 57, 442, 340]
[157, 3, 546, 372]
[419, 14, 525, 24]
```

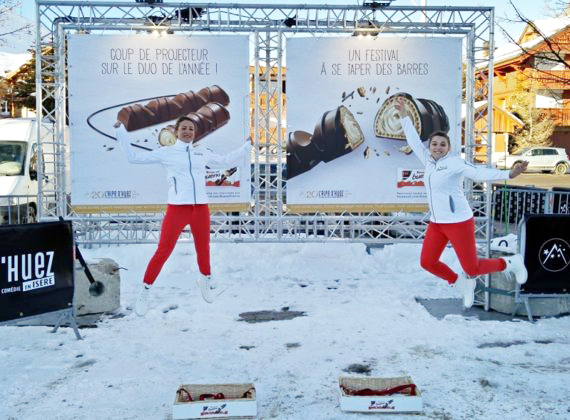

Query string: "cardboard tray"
[339, 376, 423, 413]
[172, 383, 257, 419]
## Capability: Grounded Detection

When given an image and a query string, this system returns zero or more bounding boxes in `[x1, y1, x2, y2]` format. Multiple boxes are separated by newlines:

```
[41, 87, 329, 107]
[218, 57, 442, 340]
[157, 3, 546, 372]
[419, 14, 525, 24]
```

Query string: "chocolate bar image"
[154, 103, 230, 146]
[287, 105, 364, 179]
[215, 167, 238, 185]
[374, 93, 449, 141]
[117, 85, 229, 132]
[185, 102, 230, 142]
[287, 130, 323, 178]
[158, 125, 177, 146]
[196, 85, 230, 106]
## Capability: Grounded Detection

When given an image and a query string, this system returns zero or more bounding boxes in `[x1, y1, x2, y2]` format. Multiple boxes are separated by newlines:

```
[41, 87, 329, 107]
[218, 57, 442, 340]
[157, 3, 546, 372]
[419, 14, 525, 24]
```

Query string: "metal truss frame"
[35, 1, 495, 253]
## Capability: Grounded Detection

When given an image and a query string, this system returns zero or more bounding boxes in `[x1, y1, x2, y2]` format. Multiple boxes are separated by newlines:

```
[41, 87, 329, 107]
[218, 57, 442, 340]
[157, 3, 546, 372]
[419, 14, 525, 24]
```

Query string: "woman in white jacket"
[115, 117, 250, 315]
[397, 100, 528, 308]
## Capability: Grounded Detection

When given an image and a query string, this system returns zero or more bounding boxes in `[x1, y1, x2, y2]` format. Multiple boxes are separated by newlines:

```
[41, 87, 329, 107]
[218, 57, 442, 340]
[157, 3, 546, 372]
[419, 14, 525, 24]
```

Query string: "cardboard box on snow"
[339, 376, 423, 413]
[172, 383, 257, 419]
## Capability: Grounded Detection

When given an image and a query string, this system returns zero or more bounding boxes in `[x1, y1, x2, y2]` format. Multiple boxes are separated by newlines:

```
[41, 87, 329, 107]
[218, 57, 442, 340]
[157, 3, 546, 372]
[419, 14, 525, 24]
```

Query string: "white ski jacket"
[116, 124, 250, 205]
[401, 116, 510, 223]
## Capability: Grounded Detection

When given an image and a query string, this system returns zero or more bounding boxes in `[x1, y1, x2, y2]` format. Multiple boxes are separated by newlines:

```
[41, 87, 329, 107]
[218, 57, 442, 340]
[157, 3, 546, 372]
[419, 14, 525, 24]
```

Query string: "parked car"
[495, 147, 570, 175]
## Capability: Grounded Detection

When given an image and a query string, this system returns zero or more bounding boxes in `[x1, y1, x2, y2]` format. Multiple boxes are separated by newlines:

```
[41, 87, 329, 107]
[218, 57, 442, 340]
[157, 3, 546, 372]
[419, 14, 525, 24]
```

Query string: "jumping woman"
[396, 98, 528, 308]
[115, 117, 250, 315]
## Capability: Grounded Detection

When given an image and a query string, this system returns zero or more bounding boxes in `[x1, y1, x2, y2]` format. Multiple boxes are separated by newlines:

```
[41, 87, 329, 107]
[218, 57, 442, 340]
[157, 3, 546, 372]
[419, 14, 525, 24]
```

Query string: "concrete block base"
[74, 258, 121, 316]
[488, 263, 570, 318]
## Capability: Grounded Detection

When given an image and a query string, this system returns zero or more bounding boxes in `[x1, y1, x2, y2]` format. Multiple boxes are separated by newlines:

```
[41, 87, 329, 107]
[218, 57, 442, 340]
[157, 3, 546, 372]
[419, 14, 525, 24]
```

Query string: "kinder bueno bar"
[312, 105, 364, 163]
[286, 105, 364, 178]
[117, 85, 229, 132]
[374, 93, 449, 141]
[187, 102, 230, 142]
[286, 130, 322, 178]
[196, 85, 230, 106]
[137, 102, 230, 147]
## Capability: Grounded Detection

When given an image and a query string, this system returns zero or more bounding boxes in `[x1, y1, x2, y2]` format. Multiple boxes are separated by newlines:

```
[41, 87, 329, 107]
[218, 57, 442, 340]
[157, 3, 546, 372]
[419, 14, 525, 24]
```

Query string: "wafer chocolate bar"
[186, 102, 231, 142]
[286, 105, 364, 178]
[374, 93, 449, 141]
[196, 85, 230, 107]
[117, 85, 229, 132]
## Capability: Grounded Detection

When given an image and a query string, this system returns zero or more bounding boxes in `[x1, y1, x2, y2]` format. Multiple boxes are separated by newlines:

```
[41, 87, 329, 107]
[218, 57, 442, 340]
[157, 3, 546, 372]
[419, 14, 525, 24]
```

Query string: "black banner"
[0, 221, 74, 322]
[521, 214, 570, 294]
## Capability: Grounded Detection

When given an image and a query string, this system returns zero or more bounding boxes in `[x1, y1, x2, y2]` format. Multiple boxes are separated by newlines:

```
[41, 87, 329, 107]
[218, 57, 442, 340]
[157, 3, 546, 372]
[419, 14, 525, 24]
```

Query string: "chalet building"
[249, 65, 287, 146]
[463, 100, 523, 163]
[0, 51, 33, 118]
[1, 65, 36, 119]
[475, 14, 570, 161]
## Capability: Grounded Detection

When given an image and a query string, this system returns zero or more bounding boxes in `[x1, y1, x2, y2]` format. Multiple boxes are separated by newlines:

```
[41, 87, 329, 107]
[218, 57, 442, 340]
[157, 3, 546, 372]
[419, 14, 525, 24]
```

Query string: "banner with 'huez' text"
[0, 221, 74, 322]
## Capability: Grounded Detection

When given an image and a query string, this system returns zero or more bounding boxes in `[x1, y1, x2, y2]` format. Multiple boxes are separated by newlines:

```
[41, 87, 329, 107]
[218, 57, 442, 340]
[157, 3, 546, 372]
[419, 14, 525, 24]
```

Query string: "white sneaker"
[135, 284, 151, 316]
[502, 254, 528, 285]
[196, 274, 214, 303]
[453, 274, 476, 309]
[209, 276, 218, 290]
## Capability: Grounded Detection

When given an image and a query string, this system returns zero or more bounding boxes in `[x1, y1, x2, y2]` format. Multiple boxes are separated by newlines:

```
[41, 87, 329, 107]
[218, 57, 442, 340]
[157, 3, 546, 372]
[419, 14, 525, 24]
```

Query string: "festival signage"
[68, 34, 250, 210]
[0, 221, 74, 322]
[286, 37, 462, 210]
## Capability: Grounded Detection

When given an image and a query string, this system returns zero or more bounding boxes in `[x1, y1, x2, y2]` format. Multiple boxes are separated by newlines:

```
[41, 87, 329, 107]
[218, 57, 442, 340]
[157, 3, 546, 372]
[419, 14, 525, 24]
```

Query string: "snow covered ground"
[1, 241, 570, 419]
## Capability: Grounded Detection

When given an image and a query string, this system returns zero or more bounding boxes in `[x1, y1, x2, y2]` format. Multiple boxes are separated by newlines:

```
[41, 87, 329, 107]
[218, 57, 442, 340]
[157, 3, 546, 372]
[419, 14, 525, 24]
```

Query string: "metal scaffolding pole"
[34, 0, 492, 252]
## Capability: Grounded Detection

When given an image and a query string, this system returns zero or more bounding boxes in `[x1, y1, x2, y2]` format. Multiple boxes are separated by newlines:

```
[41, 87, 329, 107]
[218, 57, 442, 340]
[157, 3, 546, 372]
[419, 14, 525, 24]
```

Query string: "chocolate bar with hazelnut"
[286, 105, 364, 178]
[374, 93, 449, 141]
[186, 102, 231, 142]
[117, 85, 229, 132]
[196, 85, 230, 107]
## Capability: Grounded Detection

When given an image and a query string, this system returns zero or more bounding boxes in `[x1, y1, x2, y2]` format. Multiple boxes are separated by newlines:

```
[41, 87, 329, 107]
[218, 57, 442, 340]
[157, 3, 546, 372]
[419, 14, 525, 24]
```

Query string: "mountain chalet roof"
[0, 51, 31, 78]
[478, 15, 570, 70]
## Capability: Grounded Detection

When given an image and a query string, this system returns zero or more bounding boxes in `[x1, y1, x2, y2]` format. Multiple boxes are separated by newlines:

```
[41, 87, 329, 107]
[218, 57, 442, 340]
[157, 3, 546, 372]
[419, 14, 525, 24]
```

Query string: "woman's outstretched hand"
[509, 161, 528, 178]
[395, 96, 409, 119]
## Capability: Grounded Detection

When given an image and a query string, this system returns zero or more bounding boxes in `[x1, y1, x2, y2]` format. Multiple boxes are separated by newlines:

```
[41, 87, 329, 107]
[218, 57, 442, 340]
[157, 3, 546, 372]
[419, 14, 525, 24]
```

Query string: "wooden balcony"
[527, 69, 570, 89]
[541, 108, 570, 126]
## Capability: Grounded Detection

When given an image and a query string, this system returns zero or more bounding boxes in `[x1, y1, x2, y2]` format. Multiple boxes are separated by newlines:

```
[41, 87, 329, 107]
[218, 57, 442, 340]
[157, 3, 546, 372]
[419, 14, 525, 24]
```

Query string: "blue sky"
[19, 0, 550, 47]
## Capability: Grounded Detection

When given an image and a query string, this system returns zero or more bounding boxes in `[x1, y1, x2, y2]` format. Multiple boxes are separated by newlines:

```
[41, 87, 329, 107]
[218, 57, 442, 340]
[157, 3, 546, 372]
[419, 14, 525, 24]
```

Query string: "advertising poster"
[68, 34, 250, 210]
[0, 221, 74, 322]
[286, 37, 462, 210]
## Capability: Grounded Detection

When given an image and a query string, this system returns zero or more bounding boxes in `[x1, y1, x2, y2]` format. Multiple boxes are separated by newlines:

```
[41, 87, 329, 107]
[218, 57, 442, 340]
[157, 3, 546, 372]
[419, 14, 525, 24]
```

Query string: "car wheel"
[554, 162, 568, 175]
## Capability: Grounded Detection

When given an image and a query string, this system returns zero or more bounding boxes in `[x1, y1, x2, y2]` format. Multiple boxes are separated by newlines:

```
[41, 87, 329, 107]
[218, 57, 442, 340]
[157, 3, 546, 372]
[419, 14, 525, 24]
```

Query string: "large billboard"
[68, 34, 250, 211]
[286, 37, 462, 211]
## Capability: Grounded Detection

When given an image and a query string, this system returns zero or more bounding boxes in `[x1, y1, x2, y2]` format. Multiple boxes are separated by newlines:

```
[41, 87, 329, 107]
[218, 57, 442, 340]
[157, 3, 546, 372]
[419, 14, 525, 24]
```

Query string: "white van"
[0, 118, 55, 224]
